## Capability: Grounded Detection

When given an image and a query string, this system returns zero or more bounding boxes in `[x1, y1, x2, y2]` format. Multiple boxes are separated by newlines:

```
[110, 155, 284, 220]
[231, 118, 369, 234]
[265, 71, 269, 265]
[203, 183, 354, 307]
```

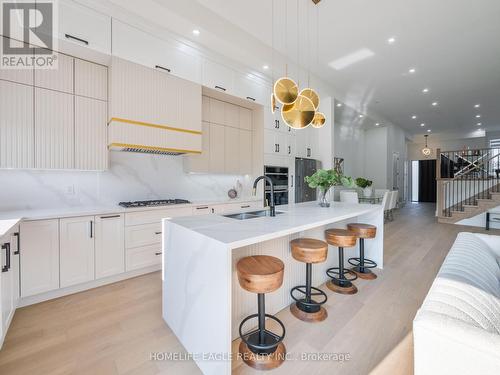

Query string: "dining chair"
[340, 191, 359, 204]
[388, 190, 399, 221]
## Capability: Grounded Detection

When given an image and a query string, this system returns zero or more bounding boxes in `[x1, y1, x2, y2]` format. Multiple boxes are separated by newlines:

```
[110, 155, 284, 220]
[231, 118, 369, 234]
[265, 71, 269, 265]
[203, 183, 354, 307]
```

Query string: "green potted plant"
[305, 169, 354, 207]
[355, 177, 373, 197]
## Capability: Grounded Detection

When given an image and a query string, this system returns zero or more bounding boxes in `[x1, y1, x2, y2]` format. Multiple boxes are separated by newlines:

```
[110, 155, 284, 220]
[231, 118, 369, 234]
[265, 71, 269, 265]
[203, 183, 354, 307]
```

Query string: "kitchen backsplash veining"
[0, 152, 253, 211]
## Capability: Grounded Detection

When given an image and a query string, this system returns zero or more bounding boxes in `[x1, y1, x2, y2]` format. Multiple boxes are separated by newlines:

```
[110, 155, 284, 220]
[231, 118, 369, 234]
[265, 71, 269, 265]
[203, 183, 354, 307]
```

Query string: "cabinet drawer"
[125, 207, 192, 226]
[125, 245, 162, 271]
[125, 223, 162, 248]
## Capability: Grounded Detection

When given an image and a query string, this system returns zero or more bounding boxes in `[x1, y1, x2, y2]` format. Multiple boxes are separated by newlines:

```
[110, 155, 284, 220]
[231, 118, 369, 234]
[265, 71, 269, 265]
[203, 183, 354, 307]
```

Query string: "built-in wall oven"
[264, 165, 289, 206]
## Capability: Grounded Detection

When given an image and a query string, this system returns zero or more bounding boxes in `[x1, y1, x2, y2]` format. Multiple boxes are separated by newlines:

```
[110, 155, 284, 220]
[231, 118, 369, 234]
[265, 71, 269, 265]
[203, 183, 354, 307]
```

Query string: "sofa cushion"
[418, 232, 500, 334]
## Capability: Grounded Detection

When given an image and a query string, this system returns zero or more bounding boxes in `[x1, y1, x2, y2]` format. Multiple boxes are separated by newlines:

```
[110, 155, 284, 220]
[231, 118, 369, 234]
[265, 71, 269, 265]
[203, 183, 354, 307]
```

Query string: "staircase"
[437, 147, 500, 224]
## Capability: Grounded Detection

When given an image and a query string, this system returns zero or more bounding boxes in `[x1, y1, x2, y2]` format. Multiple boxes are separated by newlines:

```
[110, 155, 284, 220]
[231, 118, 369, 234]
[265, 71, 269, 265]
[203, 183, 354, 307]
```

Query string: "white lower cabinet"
[126, 245, 161, 272]
[1, 230, 19, 343]
[95, 214, 125, 279]
[20, 220, 59, 297]
[59, 216, 95, 288]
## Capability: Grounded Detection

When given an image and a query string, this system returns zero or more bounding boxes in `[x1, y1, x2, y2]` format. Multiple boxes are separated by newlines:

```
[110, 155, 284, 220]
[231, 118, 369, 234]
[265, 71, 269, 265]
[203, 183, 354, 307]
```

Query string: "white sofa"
[413, 232, 500, 375]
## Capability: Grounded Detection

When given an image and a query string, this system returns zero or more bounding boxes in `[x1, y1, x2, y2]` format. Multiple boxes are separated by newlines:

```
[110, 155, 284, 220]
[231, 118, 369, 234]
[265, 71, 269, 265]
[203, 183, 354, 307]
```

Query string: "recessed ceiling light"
[477, 122, 482, 126]
[375, 122, 380, 126]
[336, 103, 342, 107]
[409, 68, 416, 74]
[262, 65, 269, 70]
[474, 104, 480, 108]
[420, 123, 425, 127]
[411, 115, 417, 119]
[359, 114, 364, 118]
[192, 29, 200, 35]
[422, 88, 429, 93]
[328, 48, 375, 70]
[387, 37, 396, 44]
[476, 114, 481, 118]
[432, 102, 438, 106]
[427, 129, 431, 133]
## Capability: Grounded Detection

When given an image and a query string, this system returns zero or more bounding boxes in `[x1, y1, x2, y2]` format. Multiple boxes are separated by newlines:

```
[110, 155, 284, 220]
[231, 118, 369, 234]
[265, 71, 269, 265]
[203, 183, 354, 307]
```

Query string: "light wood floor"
[0, 203, 496, 375]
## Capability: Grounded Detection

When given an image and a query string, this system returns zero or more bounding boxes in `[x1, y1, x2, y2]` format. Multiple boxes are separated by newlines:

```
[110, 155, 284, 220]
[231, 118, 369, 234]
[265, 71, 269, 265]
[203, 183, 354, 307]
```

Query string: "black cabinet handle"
[196, 206, 209, 210]
[291, 175, 294, 188]
[2, 243, 10, 272]
[288, 145, 291, 155]
[13, 232, 20, 255]
[90, 221, 93, 238]
[275, 143, 279, 153]
[307, 148, 311, 157]
[215, 85, 226, 91]
[246, 96, 256, 101]
[155, 231, 162, 235]
[65, 33, 89, 45]
[275, 120, 280, 129]
[155, 65, 171, 73]
[241, 205, 250, 208]
[155, 252, 162, 256]
[100, 215, 121, 219]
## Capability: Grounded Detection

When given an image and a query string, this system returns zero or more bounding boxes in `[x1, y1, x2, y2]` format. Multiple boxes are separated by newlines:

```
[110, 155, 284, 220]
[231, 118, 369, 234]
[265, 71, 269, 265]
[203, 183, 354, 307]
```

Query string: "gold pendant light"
[281, 95, 315, 129]
[311, 112, 326, 128]
[300, 88, 320, 110]
[271, 93, 277, 114]
[421, 134, 432, 156]
[273, 77, 299, 105]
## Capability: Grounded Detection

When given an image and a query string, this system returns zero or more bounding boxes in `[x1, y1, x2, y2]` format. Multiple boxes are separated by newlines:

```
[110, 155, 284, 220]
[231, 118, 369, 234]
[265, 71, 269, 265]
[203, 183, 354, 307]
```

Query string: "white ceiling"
[139, 0, 500, 135]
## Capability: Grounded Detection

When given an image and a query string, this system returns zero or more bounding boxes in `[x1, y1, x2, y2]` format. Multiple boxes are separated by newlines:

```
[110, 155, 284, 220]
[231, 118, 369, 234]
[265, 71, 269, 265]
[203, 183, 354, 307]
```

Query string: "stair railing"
[437, 147, 500, 218]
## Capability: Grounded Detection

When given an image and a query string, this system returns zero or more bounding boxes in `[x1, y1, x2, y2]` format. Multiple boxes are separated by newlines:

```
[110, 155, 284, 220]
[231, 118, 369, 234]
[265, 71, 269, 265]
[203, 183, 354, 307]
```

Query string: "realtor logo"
[1, 0, 58, 69]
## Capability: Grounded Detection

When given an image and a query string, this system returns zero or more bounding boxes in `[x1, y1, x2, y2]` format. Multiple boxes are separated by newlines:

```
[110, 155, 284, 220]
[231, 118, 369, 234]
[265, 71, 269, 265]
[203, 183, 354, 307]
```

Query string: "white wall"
[407, 137, 487, 161]
[363, 127, 388, 189]
[0, 152, 253, 211]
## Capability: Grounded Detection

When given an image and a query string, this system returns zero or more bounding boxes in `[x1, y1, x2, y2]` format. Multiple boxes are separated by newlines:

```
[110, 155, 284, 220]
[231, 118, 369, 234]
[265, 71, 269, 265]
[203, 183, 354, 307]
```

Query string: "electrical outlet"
[65, 184, 76, 195]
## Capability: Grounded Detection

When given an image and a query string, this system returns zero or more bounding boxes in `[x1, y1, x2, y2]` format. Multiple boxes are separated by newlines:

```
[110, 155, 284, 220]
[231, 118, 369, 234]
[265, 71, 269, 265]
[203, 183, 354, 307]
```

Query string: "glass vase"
[319, 189, 331, 207]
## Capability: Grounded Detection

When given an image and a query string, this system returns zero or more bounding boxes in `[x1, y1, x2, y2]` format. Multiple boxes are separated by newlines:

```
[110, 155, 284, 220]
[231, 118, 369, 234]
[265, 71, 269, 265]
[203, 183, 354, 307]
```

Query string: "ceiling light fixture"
[477, 122, 482, 126]
[336, 103, 342, 107]
[263, 65, 269, 70]
[409, 68, 416, 74]
[422, 134, 432, 156]
[387, 37, 396, 44]
[411, 115, 417, 119]
[427, 129, 432, 133]
[375, 123, 380, 126]
[192, 29, 200, 35]
[359, 114, 364, 118]
[432, 102, 438, 106]
[420, 123, 425, 127]
[476, 114, 481, 118]
[474, 104, 480, 108]
[422, 88, 429, 93]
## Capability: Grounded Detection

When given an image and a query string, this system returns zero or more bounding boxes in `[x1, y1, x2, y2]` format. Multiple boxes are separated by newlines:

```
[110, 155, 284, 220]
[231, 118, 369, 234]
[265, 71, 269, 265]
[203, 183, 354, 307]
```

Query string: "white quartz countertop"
[0, 197, 260, 227]
[167, 201, 383, 248]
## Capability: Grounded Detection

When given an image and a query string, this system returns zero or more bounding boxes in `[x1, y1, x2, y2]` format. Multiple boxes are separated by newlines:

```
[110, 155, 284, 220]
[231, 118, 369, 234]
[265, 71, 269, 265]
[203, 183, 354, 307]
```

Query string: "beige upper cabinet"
[34, 88, 74, 169]
[74, 59, 107, 100]
[75, 96, 108, 170]
[183, 121, 210, 173]
[34, 51, 74, 94]
[239, 107, 252, 131]
[239, 130, 252, 175]
[224, 103, 240, 128]
[0, 81, 34, 168]
[209, 123, 226, 174]
[224, 126, 240, 174]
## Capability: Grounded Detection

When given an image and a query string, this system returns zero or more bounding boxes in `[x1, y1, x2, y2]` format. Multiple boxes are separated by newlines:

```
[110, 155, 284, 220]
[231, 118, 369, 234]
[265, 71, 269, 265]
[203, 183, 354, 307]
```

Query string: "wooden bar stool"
[290, 238, 328, 322]
[347, 223, 378, 280]
[325, 229, 359, 295]
[237, 255, 286, 370]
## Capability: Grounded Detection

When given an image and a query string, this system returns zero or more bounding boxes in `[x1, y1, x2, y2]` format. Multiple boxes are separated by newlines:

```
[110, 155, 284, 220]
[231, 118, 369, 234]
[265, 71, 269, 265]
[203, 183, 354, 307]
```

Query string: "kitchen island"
[162, 202, 384, 375]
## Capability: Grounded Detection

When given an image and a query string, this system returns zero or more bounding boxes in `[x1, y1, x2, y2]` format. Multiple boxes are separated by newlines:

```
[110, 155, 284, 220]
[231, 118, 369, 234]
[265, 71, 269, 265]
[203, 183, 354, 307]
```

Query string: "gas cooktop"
[118, 199, 191, 208]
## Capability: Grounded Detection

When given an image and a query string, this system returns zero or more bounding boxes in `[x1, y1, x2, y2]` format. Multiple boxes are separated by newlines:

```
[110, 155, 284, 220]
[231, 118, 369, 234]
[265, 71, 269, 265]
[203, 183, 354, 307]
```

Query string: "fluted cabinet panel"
[34, 51, 74, 94]
[75, 96, 107, 170]
[0, 81, 34, 168]
[74, 59, 108, 101]
[35, 88, 74, 169]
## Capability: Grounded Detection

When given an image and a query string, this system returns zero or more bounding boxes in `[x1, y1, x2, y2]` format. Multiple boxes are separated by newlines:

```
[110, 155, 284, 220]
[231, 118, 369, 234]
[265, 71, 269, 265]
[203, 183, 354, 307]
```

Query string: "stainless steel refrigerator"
[295, 158, 322, 203]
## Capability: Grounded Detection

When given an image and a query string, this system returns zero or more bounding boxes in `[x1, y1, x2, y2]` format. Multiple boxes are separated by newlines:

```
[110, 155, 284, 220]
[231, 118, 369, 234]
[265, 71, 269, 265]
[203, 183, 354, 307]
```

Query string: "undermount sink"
[223, 210, 284, 220]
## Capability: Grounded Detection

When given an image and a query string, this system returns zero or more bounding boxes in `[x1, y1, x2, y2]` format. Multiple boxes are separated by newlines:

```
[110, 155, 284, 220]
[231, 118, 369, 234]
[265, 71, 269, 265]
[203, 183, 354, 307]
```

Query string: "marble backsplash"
[0, 152, 254, 211]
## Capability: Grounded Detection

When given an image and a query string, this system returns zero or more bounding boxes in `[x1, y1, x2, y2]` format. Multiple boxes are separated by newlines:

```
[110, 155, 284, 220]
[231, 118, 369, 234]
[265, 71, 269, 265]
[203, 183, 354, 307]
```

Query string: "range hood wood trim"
[109, 117, 202, 135]
[108, 143, 202, 154]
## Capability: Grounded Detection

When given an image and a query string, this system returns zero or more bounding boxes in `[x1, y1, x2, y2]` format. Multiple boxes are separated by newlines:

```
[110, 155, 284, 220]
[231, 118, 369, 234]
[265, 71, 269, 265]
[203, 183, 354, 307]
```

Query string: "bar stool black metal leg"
[258, 293, 265, 345]
[338, 247, 345, 285]
[359, 239, 366, 272]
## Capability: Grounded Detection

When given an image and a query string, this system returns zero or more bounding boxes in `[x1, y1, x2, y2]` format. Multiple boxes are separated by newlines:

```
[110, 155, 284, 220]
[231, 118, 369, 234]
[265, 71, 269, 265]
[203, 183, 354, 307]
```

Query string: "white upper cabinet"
[57, 0, 111, 55]
[202, 59, 235, 94]
[0, 81, 34, 169]
[34, 50, 74, 94]
[0, 37, 33, 85]
[74, 59, 107, 101]
[112, 20, 201, 83]
[34, 88, 74, 169]
[234, 72, 270, 105]
[75, 96, 108, 170]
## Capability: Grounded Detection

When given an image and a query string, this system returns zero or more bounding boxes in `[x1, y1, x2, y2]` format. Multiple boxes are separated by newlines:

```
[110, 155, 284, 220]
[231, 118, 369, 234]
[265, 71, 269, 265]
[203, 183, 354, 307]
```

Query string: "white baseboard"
[18, 264, 161, 308]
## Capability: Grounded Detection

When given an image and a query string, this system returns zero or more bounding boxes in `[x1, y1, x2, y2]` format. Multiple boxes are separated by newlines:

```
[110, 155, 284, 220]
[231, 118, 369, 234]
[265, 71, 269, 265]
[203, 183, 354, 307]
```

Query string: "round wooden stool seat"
[325, 229, 357, 248]
[290, 238, 328, 264]
[237, 256, 284, 294]
[346, 223, 377, 239]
